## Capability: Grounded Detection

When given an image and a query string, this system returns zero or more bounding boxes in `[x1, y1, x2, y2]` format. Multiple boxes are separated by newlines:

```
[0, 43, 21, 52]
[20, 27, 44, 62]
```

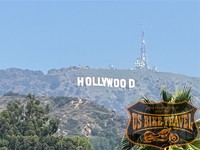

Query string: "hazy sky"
[0, 1, 199, 77]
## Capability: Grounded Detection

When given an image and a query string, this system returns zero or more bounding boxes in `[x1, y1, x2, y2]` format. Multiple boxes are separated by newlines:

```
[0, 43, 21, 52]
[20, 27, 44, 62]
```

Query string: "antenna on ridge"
[133, 24, 158, 71]
[134, 26, 150, 70]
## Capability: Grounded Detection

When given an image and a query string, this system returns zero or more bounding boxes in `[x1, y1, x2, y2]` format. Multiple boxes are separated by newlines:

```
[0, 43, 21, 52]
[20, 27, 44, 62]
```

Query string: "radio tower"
[135, 30, 150, 70]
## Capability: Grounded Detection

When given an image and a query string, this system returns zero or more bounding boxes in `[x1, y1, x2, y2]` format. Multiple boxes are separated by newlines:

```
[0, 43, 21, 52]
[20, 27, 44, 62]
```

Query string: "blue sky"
[0, 1, 199, 77]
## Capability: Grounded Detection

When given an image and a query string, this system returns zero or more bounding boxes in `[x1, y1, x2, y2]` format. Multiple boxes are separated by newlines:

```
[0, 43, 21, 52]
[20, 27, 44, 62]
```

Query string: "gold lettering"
[169, 117, 173, 126]
[189, 113, 193, 131]
[149, 116, 151, 127]
[173, 116, 179, 127]
[184, 114, 188, 129]
[138, 114, 142, 129]
[144, 115, 148, 128]
[132, 112, 194, 131]
[152, 117, 157, 126]
[132, 113, 137, 130]
[164, 117, 168, 126]
[178, 115, 183, 128]
[158, 117, 162, 126]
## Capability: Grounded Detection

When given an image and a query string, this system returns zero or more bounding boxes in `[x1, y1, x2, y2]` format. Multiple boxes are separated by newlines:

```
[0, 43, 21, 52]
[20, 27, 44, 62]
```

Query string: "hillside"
[0, 95, 126, 150]
[0, 67, 200, 115]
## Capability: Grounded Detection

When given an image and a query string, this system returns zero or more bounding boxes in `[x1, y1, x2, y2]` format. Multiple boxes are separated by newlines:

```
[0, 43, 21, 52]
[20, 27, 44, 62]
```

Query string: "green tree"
[0, 94, 92, 150]
[90, 137, 110, 150]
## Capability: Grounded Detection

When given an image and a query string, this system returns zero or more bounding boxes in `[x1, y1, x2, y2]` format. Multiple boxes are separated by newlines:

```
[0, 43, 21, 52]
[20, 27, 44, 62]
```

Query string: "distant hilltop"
[0, 67, 199, 115]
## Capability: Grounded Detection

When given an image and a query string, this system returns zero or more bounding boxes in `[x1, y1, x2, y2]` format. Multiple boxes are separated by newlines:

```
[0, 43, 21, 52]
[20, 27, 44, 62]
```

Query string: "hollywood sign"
[77, 77, 135, 89]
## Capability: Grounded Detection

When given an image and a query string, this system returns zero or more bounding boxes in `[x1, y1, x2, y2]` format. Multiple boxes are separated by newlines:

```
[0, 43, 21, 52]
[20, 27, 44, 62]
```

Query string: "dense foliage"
[0, 94, 92, 150]
[90, 126, 121, 150]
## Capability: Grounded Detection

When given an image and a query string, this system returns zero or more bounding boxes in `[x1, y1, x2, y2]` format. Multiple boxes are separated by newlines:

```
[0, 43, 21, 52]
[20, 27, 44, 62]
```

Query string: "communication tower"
[135, 31, 150, 70]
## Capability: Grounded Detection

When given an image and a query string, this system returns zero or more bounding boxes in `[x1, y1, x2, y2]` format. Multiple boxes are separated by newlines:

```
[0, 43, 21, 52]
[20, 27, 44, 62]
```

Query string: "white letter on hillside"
[113, 79, 120, 88]
[77, 77, 84, 86]
[106, 78, 113, 87]
[129, 79, 135, 88]
[102, 77, 106, 87]
[85, 77, 92, 86]
[92, 77, 98, 86]
[120, 79, 126, 88]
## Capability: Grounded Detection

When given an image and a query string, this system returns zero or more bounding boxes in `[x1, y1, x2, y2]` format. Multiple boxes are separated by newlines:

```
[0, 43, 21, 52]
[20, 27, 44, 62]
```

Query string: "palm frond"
[195, 119, 200, 129]
[141, 96, 153, 103]
[161, 88, 173, 102]
[117, 135, 135, 150]
[161, 89, 173, 102]
[169, 145, 184, 150]
[185, 141, 200, 150]
[172, 86, 192, 102]
[190, 139, 200, 149]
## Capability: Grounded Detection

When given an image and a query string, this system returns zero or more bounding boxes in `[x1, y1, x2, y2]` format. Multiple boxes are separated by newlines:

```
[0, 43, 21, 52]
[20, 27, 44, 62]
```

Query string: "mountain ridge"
[0, 67, 199, 115]
[2, 67, 199, 78]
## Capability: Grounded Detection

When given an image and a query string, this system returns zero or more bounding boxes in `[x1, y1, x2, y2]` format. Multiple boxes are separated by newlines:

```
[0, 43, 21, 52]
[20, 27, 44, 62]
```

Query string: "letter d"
[129, 79, 135, 88]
